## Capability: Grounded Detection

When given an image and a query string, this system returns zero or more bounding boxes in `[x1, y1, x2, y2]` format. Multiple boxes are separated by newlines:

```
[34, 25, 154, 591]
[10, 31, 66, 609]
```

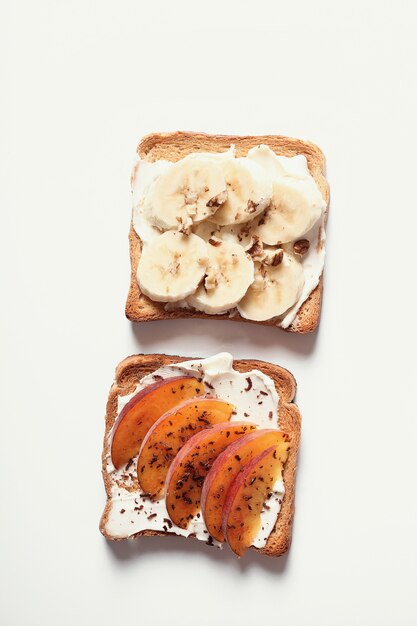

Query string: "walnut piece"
[247, 200, 259, 213]
[264, 249, 283, 266]
[246, 236, 264, 260]
[293, 239, 310, 255]
[208, 238, 222, 247]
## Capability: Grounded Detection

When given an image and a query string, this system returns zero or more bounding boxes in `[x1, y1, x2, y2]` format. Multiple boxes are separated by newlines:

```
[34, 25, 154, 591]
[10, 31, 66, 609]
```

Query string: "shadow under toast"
[104, 532, 290, 575]
[130, 318, 319, 358]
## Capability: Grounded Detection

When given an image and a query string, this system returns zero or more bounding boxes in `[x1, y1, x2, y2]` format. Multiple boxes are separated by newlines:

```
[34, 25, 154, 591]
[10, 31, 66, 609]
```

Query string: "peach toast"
[100, 353, 301, 557]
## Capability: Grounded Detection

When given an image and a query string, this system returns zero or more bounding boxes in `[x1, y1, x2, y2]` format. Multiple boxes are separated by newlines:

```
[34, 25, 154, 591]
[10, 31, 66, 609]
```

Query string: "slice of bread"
[126, 131, 330, 333]
[100, 353, 301, 557]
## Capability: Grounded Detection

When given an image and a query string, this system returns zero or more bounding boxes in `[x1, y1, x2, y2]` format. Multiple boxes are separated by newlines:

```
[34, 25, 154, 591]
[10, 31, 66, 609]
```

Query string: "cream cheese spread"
[103, 353, 284, 549]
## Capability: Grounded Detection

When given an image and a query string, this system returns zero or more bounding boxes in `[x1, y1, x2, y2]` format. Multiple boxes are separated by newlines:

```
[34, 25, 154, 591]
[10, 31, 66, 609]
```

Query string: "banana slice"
[193, 220, 257, 250]
[209, 158, 272, 226]
[247, 144, 286, 178]
[188, 239, 254, 314]
[237, 252, 304, 321]
[247, 144, 311, 180]
[143, 155, 228, 231]
[137, 231, 208, 302]
[192, 221, 220, 242]
[254, 177, 326, 245]
[247, 144, 326, 244]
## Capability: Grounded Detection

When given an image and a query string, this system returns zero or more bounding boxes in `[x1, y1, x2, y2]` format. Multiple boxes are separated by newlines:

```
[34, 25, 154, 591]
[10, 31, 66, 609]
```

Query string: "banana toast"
[126, 132, 330, 332]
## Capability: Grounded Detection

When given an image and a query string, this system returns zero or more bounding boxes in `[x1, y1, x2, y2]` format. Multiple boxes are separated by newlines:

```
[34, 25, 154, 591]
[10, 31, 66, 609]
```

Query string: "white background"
[1, 1, 417, 625]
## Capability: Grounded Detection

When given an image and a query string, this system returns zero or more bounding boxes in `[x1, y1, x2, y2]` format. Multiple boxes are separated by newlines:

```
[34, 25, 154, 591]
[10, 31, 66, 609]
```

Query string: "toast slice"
[100, 353, 301, 557]
[126, 131, 330, 333]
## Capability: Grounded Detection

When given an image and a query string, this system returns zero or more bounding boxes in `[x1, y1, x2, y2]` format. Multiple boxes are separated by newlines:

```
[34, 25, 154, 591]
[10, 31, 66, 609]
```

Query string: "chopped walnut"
[206, 190, 226, 208]
[293, 239, 310, 255]
[208, 238, 222, 247]
[246, 236, 264, 261]
[247, 200, 259, 213]
[176, 215, 192, 234]
[263, 249, 283, 267]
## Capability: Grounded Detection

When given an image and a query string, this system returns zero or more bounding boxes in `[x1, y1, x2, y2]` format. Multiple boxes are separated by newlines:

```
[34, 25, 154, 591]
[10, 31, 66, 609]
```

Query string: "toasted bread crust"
[100, 354, 301, 557]
[126, 131, 329, 333]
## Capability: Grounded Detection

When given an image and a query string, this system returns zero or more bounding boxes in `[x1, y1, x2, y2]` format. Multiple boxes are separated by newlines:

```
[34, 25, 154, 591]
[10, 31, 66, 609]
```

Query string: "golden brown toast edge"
[126, 131, 330, 333]
[100, 353, 301, 558]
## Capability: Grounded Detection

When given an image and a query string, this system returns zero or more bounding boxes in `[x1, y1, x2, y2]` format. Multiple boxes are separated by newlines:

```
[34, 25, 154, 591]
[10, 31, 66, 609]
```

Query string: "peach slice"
[165, 422, 257, 529]
[201, 429, 289, 542]
[222, 444, 290, 556]
[111, 376, 204, 469]
[137, 398, 235, 500]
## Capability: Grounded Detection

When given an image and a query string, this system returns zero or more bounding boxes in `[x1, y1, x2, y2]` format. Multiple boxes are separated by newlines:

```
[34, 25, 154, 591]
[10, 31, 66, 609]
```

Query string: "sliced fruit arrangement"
[137, 398, 235, 500]
[165, 422, 257, 528]
[110, 372, 291, 557]
[136, 144, 326, 322]
[222, 444, 290, 556]
[111, 376, 204, 469]
[201, 429, 290, 542]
